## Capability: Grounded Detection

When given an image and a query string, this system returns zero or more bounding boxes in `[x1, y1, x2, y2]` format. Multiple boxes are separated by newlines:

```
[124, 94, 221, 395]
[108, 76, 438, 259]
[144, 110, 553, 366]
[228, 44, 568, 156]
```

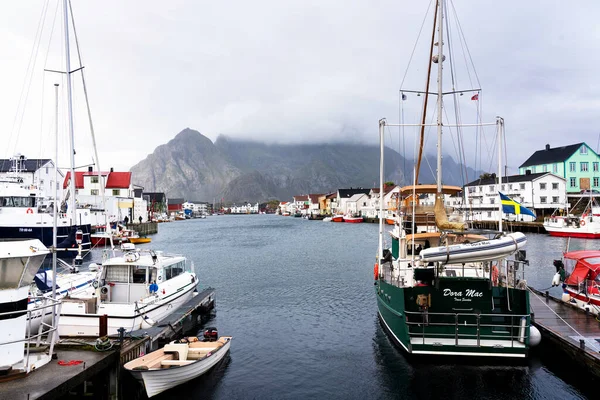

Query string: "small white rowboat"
[124, 336, 232, 397]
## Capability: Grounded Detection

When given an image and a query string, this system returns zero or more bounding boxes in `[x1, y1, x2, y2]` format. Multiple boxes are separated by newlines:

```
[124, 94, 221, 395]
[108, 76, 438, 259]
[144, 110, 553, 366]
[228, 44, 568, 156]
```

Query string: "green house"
[519, 143, 600, 194]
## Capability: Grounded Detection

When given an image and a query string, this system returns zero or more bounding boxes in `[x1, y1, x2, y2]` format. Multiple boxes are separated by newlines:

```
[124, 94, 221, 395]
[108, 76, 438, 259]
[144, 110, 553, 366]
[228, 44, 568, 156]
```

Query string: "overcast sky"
[1, 1, 599, 176]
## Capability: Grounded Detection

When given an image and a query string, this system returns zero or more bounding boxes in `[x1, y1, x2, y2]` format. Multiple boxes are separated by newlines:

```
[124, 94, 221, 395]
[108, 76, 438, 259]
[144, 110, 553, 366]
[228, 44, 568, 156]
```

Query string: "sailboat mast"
[63, 0, 77, 227]
[52, 83, 59, 301]
[436, 0, 444, 194]
[378, 119, 385, 260]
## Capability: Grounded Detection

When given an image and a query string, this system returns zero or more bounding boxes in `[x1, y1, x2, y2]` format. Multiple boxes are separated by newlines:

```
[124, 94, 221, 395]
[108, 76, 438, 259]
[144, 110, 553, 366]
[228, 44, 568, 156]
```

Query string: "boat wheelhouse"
[58, 244, 197, 337]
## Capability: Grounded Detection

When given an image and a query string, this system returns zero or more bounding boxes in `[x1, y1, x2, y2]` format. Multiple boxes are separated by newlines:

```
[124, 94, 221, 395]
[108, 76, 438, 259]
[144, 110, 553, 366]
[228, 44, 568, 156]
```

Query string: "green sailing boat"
[374, 0, 540, 358]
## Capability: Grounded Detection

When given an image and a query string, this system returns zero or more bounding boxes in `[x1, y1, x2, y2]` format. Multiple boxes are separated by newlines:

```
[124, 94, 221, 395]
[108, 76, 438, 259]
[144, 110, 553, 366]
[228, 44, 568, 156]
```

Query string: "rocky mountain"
[130, 128, 482, 203]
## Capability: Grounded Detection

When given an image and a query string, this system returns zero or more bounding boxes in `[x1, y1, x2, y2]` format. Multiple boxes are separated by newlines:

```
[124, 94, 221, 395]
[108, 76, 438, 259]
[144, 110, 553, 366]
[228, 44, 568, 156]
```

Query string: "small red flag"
[471, 93, 479, 101]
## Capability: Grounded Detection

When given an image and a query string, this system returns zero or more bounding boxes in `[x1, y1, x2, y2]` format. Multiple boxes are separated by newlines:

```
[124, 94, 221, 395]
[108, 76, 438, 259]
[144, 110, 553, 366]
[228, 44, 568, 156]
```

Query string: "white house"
[335, 188, 370, 215]
[0, 155, 64, 204]
[64, 167, 135, 225]
[464, 172, 567, 222]
[229, 203, 259, 214]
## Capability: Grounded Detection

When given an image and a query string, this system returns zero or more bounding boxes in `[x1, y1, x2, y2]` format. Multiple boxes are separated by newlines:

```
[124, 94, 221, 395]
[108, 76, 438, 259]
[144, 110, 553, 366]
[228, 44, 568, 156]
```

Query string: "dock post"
[545, 291, 549, 302]
[118, 327, 126, 347]
[580, 339, 586, 350]
[99, 314, 108, 337]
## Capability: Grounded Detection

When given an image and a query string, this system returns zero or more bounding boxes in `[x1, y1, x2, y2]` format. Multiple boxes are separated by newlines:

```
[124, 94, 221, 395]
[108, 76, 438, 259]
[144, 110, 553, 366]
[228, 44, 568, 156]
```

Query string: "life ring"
[581, 220, 586, 226]
[26, 208, 34, 214]
[374, 263, 379, 280]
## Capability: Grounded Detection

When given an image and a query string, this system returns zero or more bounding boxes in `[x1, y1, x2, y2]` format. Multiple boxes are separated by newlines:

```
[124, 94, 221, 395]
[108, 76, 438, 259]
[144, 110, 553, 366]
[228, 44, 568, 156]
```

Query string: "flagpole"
[497, 117, 504, 232]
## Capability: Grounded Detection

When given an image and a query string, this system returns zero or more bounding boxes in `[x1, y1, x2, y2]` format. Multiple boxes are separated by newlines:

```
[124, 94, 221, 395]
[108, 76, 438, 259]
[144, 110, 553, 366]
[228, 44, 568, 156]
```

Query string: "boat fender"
[561, 292, 571, 302]
[552, 272, 561, 287]
[492, 264, 499, 286]
[374, 263, 379, 280]
[529, 326, 542, 347]
[580, 220, 586, 226]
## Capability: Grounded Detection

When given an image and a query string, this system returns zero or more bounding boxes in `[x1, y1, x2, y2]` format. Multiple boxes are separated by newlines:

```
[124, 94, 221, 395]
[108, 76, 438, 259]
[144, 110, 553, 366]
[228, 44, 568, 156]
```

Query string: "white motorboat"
[124, 335, 232, 398]
[419, 232, 527, 263]
[0, 239, 61, 380]
[58, 243, 197, 336]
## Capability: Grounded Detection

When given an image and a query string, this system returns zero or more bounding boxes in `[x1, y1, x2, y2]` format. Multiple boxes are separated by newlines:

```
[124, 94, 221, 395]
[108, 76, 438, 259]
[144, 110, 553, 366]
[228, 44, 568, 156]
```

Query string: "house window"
[553, 163, 558, 173]
[532, 166, 536, 173]
[91, 189, 99, 195]
[487, 211, 492, 218]
[478, 187, 482, 192]
[570, 177, 576, 187]
[509, 184, 513, 190]
[46, 166, 48, 174]
[540, 196, 547, 204]
[552, 196, 559, 203]
[581, 162, 589, 172]
[552, 183, 559, 190]
[594, 177, 599, 187]
[519, 183, 525, 190]
[594, 162, 599, 172]
[91, 176, 99, 184]
[489, 185, 495, 192]
[569, 162, 576, 172]
[542, 165, 547, 172]
[501, 184, 505, 191]
[40, 180, 44, 185]
[580, 145, 588, 154]
[112, 189, 120, 196]
[539, 183, 546, 190]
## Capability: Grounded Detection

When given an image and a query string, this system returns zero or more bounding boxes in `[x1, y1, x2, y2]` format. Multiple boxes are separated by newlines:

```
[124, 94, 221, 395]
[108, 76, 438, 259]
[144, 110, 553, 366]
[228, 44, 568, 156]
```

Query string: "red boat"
[553, 250, 600, 314]
[331, 215, 344, 222]
[343, 215, 363, 223]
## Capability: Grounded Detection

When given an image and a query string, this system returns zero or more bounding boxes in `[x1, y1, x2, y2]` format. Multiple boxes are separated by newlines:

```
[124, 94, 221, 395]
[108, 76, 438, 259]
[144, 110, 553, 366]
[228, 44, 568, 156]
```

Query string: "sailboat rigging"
[374, 0, 540, 358]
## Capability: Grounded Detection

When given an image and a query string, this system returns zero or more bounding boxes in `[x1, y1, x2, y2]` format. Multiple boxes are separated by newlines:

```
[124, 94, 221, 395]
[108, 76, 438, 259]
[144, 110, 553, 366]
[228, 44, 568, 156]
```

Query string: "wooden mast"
[414, 0, 439, 185]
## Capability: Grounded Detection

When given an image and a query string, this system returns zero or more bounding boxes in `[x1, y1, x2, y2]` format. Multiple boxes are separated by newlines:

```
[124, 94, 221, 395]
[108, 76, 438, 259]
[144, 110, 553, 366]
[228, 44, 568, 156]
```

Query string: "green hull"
[376, 279, 530, 358]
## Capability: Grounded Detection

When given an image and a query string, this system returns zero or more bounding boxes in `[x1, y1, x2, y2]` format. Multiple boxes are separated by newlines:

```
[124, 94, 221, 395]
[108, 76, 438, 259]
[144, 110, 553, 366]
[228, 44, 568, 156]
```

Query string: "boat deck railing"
[404, 310, 531, 347]
[380, 259, 529, 290]
[0, 296, 61, 372]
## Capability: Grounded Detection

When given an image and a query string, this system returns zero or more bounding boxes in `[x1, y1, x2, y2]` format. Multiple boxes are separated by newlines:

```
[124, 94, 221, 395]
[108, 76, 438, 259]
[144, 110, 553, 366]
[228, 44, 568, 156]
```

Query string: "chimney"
[110, 167, 114, 172]
[88, 166, 93, 172]
[545, 144, 550, 151]
[525, 169, 531, 175]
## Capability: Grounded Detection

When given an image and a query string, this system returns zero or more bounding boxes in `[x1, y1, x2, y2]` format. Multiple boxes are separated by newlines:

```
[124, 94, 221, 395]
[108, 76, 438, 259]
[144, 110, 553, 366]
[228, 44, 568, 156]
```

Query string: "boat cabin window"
[164, 260, 186, 280]
[132, 266, 147, 284]
[105, 265, 130, 283]
[0, 196, 36, 208]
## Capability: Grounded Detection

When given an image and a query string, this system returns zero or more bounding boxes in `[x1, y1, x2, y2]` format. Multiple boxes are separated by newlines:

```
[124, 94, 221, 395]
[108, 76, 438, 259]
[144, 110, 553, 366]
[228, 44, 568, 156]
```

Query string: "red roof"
[106, 172, 132, 189]
[293, 195, 309, 202]
[62, 171, 131, 189]
[63, 171, 85, 189]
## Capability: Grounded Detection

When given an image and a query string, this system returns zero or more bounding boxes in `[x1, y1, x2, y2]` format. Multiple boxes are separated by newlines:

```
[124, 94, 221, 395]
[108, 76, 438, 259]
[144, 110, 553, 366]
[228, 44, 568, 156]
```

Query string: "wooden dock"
[529, 287, 600, 378]
[1, 287, 216, 399]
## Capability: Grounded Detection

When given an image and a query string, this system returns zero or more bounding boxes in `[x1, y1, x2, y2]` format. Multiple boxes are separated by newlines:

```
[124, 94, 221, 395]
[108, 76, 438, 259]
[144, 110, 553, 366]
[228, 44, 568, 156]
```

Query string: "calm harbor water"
[118, 215, 597, 399]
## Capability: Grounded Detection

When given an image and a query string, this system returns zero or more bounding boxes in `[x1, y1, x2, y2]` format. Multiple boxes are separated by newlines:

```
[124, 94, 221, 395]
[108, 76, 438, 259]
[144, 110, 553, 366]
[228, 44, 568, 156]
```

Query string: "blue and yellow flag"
[499, 192, 536, 218]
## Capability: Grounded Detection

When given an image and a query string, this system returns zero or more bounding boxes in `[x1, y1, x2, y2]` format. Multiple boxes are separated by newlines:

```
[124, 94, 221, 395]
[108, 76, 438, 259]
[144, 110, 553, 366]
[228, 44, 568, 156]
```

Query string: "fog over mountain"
[130, 128, 483, 203]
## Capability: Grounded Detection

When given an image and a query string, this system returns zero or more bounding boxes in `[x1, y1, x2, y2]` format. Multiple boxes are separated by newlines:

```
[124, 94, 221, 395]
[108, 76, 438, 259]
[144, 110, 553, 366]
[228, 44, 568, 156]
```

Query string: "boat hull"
[546, 230, 600, 239]
[376, 279, 530, 358]
[58, 282, 196, 337]
[343, 217, 363, 223]
[132, 339, 231, 398]
[0, 224, 92, 256]
[331, 216, 344, 222]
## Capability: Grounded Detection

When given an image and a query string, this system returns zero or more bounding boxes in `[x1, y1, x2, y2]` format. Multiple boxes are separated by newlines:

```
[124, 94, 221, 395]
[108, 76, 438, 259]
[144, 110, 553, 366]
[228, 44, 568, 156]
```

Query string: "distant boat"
[343, 214, 363, 223]
[543, 197, 600, 238]
[323, 217, 332, 222]
[331, 215, 344, 222]
[552, 250, 600, 314]
[124, 335, 232, 398]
